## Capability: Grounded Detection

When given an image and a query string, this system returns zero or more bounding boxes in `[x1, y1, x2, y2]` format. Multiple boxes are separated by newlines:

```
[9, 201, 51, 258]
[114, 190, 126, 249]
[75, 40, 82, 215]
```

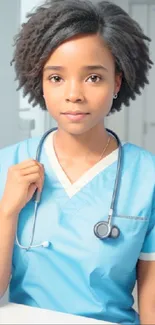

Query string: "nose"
[65, 81, 85, 103]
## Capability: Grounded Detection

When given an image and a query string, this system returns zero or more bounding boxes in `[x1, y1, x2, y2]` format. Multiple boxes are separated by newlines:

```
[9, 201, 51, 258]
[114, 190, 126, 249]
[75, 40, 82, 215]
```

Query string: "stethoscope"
[16, 127, 122, 251]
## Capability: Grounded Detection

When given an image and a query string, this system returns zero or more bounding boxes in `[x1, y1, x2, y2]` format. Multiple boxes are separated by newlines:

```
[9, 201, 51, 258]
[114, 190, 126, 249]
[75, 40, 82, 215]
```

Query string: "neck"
[54, 123, 114, 160]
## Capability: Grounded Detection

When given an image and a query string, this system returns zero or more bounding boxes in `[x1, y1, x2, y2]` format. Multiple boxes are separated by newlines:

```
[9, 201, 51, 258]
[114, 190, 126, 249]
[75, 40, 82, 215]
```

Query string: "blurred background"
[0, 0, 155, 310]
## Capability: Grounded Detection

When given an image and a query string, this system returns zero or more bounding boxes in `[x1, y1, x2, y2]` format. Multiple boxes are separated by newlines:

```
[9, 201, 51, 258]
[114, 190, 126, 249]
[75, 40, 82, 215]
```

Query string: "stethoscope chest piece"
[110, 225, 120, 239]
[94, 221, 111, 239]
[94, 221, 120, 239]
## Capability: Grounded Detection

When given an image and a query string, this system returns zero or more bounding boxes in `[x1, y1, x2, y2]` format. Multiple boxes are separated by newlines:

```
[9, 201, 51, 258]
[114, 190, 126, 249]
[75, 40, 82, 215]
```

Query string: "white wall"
[0, 0, 21, 149]
[128, 2, 155, 153]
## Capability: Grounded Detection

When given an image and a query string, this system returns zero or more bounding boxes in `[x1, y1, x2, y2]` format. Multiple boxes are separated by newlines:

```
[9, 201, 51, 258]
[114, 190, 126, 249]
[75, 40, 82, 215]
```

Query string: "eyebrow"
[43, 65, 108, 72]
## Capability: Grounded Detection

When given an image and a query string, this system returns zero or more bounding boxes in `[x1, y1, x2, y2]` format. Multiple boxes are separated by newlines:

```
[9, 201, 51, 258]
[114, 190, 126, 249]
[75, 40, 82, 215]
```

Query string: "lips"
[61, 111, 89, 122]
[62, 111, 89, 115]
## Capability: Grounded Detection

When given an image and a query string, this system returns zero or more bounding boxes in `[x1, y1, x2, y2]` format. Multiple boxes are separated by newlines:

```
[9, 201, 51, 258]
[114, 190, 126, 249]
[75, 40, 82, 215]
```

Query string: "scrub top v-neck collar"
[44, 130, 119, 198]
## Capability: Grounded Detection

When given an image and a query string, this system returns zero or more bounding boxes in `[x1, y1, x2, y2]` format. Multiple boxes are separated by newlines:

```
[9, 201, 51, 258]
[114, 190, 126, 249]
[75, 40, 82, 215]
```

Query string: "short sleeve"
[139, 207, 155, 261]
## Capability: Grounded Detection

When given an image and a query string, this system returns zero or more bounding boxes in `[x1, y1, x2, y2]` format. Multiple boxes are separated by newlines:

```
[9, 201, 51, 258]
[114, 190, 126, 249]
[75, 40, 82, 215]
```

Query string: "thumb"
[26, 183, 38, 203]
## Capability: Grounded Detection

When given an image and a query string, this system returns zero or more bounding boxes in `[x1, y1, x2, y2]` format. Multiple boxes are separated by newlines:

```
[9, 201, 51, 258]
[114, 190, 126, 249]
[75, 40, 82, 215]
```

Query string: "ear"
[114, 73, 122, 94]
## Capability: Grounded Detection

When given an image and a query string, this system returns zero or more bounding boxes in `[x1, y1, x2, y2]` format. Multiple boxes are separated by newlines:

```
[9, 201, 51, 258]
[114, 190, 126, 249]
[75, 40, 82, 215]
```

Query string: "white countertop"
[0, 303, 117, 324]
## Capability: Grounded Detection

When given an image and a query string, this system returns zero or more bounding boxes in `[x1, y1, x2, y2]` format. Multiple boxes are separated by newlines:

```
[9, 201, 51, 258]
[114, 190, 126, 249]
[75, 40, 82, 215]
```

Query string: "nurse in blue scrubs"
[0, 1, 155, 324]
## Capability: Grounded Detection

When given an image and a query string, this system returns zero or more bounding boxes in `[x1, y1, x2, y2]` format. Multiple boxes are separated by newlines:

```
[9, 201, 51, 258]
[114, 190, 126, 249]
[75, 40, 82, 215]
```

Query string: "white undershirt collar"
[44, 131, 119, 198]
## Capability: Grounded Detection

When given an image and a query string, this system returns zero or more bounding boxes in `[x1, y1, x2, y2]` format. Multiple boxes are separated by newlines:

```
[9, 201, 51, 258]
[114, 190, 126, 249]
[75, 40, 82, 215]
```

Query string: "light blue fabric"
[0, 137, 155, 324]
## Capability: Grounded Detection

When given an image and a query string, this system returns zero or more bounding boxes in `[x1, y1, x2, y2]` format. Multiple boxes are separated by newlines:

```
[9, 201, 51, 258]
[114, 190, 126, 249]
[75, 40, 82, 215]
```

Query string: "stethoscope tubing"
[16, 127, 122, 250]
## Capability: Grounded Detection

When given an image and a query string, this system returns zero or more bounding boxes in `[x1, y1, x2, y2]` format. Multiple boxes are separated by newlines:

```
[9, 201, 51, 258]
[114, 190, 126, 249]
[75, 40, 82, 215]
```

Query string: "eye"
[87, 74, 102, 83]
[48, 75, 62, 83]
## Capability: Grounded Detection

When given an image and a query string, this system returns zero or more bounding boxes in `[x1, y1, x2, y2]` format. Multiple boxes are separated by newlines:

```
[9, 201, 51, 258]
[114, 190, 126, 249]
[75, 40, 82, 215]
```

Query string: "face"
[42, 33, 121, 135]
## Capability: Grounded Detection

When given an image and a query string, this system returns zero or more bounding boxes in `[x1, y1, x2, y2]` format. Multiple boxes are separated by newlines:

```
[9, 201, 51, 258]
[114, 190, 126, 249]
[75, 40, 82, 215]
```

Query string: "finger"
[14, 159, 43, 170]
[35, 178, 44, 193]
[21, 161, 44, 171]
[23, 172, 44, 185]
[25, 173, 44, 193]
[30, 181, 43, 194]
[20, 165, 44, 177]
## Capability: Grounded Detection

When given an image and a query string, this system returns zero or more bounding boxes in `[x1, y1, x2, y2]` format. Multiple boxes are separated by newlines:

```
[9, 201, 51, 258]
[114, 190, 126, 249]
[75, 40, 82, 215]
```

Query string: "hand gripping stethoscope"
[16, 127, 122, 251]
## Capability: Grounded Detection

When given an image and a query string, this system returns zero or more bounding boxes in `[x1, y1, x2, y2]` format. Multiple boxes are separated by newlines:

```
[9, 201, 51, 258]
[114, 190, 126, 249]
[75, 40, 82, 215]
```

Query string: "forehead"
[44, 34, 114, 69]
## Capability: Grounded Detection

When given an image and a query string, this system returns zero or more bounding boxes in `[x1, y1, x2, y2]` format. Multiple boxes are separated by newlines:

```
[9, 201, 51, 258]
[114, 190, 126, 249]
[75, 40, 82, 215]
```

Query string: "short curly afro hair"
[11, 0, 153, 113]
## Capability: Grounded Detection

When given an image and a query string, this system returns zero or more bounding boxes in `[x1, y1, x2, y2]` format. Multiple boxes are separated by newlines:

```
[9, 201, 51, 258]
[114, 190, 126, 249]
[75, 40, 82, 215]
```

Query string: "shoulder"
[122, 142, 155, 164]
[0, 136, 41, 169]
[122, 141, 155, 177]
[0, 137, 42, 198]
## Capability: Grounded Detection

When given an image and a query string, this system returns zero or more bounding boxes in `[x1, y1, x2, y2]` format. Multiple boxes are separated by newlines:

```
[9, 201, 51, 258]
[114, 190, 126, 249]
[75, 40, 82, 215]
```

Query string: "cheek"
[89, 87, 113, 111]
[43, 84, 62, 111]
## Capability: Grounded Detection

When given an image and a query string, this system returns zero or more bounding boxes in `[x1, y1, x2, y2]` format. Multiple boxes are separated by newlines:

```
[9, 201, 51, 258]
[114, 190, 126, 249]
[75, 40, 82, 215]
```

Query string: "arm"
[0, 205, 18, 297]
[137, 259, 155, 324]
[0, 159, 44, 298]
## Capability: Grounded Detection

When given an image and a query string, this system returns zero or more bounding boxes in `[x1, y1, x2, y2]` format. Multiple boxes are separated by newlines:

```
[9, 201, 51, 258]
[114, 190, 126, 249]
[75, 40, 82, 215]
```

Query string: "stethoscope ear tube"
[106, 128, 122, 214]
[33, 127, 58, 203]
[93, 128, 122, 240]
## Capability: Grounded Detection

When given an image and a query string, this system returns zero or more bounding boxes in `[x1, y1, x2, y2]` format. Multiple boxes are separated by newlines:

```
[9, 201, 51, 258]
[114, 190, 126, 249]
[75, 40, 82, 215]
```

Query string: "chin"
[60, 123, 92, 136]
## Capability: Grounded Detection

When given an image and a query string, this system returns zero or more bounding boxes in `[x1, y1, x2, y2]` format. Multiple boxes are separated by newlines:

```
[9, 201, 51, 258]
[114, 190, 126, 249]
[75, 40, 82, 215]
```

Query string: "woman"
[0, 0, 155, 324]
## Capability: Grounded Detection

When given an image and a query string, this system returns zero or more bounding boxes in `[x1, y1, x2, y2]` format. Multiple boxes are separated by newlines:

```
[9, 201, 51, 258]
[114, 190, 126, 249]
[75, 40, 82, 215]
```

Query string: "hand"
[0, 159, 44, 217]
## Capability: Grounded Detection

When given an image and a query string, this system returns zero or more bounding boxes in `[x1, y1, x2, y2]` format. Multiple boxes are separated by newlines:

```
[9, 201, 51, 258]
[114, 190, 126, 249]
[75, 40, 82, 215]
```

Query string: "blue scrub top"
[0, 132, 155, 325]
